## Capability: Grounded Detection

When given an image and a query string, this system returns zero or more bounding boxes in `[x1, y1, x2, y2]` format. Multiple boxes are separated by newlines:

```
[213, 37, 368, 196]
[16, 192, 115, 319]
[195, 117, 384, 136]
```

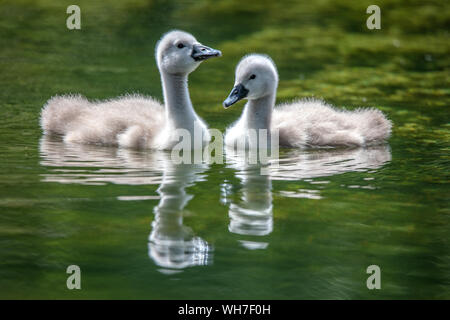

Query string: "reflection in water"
[224, 145, 391, 250]
[40, 137, 391, 265]
[39, 136, 213, 272]
[270, 146, 392, 181]
[148, 160, 212, 271]
[224, 152, 273, 250]
[39, 136, 166, 185]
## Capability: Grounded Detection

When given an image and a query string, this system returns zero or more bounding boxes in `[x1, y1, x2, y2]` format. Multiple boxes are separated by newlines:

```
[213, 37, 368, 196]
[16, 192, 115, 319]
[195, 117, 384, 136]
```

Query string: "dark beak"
[223, 84, 249, 108]
[191, 44, 222, 61]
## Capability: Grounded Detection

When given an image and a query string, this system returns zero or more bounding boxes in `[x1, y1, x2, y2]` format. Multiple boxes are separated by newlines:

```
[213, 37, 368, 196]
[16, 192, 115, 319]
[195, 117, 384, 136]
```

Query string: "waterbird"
[40, 30, 221, 150]
[223, 54, 391, 149]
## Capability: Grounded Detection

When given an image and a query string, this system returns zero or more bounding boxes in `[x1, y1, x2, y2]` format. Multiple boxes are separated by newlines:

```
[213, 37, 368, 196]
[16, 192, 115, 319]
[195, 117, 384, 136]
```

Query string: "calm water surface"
[0, 133, 447, 299]
[0, 0, 448, 299]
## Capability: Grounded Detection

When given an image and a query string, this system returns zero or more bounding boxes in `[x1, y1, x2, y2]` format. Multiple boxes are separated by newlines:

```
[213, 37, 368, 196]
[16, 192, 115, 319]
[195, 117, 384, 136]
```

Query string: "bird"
[40, 30, 221, 150]
[223, 54, 392, 149]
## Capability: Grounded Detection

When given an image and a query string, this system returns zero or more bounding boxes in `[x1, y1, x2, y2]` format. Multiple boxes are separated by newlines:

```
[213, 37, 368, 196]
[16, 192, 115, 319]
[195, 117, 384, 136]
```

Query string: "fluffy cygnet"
[40, 30, 221, 149]
[223, 54, 392, 149]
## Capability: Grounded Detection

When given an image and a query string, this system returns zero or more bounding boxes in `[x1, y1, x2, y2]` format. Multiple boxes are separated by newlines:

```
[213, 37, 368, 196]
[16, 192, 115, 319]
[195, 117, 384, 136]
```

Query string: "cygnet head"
[156, 30, 221, 75]
[223, 54, 278, 108]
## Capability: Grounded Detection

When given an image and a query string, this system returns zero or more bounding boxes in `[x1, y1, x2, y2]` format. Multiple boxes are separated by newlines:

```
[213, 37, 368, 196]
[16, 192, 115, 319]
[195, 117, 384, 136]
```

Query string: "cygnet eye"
[177, 43, 185, 49]
[249, 74, 256, 80]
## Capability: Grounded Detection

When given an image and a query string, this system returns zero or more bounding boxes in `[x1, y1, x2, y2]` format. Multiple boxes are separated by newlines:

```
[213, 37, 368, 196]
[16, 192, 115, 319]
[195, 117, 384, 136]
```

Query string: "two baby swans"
[41, 36, 391, 151]
[40, 30, 221, 150]
[223, 54, 392, 148]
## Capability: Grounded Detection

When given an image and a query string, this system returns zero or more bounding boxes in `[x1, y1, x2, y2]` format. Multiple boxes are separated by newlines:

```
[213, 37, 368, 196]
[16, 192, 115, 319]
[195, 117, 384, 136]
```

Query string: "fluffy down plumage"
[39, 30, 221, 150]
[273, 98, 392, 148]
[40, 94, 165, 149]
[223, 54, 392, 149]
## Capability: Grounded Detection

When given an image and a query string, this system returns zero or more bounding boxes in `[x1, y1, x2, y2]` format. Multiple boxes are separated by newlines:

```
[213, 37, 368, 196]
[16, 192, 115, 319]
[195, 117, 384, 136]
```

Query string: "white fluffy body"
[225, 54, 392, 148]
[40, 94, 164, 148]
[274, 98, 392, 148]
[40, 30, 217, 150]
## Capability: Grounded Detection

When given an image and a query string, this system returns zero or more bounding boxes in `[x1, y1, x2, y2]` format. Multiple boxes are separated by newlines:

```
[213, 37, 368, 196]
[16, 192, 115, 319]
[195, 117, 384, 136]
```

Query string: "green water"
[0, 0, 449, 299]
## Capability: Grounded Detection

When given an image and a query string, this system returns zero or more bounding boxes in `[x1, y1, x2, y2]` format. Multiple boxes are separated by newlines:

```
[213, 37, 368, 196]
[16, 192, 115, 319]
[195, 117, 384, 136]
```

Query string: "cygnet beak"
[191, 44, 222, 61]
[223, 84, 249, 108]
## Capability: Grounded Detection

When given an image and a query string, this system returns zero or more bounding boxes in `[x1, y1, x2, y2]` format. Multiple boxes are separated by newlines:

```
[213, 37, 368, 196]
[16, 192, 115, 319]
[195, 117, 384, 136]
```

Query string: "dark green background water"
[0, 0, 448, 299]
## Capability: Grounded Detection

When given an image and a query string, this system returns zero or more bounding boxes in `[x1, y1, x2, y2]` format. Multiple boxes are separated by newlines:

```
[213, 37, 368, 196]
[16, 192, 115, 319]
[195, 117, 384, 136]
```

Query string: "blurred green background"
[0, 0, 449, 299]
[1, 0, 449, 130]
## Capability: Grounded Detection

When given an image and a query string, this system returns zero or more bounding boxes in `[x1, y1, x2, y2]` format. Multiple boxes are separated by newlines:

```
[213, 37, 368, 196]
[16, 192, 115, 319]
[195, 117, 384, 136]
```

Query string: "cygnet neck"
[243, 93, 275, 131]
[160, 71, 198, 129]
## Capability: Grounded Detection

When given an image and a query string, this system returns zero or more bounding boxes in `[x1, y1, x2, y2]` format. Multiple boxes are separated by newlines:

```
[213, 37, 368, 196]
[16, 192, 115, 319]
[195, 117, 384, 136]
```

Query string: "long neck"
[243, 93, 275, 131]
[161, 72, 197, 129]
